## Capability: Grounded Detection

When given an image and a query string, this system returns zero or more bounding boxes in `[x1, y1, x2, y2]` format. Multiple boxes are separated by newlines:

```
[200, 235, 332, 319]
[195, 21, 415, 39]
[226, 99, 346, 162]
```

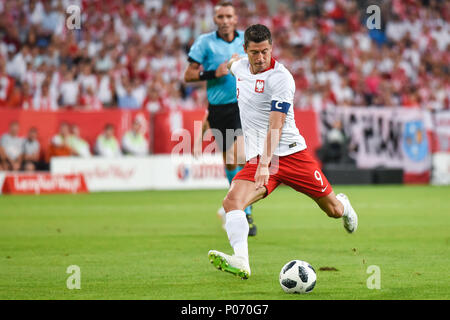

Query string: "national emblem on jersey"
[255, 80, 265, 93]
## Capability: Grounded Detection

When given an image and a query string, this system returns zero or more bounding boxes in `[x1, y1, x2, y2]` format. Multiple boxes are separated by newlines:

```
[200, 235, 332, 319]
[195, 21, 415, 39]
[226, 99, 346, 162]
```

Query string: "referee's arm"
[184, 59, 202, 82]
[184, 59, 229, 83]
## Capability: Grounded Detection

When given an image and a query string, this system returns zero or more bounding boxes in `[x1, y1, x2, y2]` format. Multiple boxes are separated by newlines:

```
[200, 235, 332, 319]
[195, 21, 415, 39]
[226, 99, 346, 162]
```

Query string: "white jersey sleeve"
[230, 58, 243, 77]
[269, 69, 295, 106]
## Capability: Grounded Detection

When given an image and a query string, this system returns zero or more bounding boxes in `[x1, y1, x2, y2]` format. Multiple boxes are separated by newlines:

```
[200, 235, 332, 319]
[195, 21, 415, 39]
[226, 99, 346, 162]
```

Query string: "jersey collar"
[216, 30, 239, 43]
[259, 57, 276, 73]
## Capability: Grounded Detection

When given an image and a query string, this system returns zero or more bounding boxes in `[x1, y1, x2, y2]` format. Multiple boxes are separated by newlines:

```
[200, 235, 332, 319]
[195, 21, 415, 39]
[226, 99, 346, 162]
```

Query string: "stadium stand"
[0, 0, 448, 173]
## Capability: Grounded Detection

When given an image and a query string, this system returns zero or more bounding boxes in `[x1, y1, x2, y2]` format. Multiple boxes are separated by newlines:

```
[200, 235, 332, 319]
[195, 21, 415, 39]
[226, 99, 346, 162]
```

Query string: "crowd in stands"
[0, 0, 448, 171]
[0, 119, 149, 171]
[0, 0, 448, 113]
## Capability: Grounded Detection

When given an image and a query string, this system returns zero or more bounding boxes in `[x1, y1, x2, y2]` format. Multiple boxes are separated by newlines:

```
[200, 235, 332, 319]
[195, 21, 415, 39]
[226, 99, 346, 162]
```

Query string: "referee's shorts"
[207, 102, 243, 152]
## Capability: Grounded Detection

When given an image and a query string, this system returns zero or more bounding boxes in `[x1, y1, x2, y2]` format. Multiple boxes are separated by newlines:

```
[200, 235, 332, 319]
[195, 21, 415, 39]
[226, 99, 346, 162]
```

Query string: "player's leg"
[207, 106, 239, 227]
[314, 191, 344, 218]
[278, 150, 358, 233]
[223, 134, 257, 235]
[223, 179, 266, 212]
[314, 192, 358, 233]
[212, 107, 257, 235]
[208, 179, 266, 279]
[217, 137, 242, 228]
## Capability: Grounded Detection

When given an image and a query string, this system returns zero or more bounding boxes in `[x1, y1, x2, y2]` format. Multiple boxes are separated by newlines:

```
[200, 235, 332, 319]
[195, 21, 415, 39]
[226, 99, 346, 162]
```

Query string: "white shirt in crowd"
[59, 80, 79, 105]
[1, 134, 24, 161]
[121, 130, 148, 156]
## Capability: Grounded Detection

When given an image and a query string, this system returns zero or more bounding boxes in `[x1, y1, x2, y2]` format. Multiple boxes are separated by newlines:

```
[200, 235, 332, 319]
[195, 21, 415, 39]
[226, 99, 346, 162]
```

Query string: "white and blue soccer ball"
[279, 260, 317, 294]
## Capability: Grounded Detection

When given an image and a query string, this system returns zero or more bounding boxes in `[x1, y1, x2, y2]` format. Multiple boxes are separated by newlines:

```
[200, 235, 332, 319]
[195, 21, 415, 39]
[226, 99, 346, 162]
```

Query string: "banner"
[51, 157, 153, 191]
[320, 107, 432, 182]
[1, 173, 88, 194]
[433, 110, 450, 152]
[51, 155, 229, 192]
[0, 109, 150, 157]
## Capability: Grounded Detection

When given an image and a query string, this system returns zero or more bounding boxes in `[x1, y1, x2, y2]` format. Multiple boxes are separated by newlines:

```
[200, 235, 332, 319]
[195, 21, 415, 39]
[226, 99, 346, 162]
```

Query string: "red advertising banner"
[0, 109, 150, 158]
[1, 173, 88, 194]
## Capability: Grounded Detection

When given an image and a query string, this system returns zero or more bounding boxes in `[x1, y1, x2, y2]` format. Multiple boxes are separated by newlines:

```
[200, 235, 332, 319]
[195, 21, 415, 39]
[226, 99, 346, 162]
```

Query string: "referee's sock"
[225, 166, 252, 216]
[225, 166, 241, 185]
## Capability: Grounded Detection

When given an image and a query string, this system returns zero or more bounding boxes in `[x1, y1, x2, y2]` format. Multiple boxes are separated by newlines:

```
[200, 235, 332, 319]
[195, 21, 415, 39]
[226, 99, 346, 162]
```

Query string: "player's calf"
[315, 192, 358, 233]
[315, 192, 344, 219]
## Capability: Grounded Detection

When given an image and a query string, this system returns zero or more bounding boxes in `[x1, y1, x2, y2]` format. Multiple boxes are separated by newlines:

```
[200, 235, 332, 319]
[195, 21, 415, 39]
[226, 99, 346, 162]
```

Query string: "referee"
[184, 1, 256, 236]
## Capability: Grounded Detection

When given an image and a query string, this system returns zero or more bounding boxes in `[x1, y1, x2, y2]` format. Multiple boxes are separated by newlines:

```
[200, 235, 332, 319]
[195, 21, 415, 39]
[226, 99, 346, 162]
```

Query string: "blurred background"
[0, 0, 449, 193]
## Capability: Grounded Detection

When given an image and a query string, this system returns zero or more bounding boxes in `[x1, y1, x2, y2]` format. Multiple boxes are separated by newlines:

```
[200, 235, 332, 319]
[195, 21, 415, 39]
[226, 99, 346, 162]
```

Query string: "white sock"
[336, 194, 349, 217]
[225, 210, 249, 261]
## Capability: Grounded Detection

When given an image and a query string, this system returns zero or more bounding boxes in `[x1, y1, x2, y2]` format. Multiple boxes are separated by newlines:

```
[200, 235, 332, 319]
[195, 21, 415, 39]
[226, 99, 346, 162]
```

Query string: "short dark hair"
[216, 1, 234, 8]
[215, 1, 234, 11]
[244, 24, 272, 48]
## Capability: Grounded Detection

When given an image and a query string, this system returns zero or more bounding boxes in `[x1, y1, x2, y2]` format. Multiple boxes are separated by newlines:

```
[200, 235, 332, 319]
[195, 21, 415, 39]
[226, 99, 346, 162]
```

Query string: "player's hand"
[227, 54, 241, 71]
[215, 61, 229, 78]
[254, 164, 270, 190]
[230, 53, 240, 60]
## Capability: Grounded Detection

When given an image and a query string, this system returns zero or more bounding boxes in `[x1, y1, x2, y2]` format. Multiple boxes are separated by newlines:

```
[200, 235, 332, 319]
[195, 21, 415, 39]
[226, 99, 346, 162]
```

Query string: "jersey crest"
[255, 80, 265, 93]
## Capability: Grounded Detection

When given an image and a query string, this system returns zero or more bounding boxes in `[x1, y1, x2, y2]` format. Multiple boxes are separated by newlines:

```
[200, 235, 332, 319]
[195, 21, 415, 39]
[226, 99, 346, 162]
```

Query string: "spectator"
[22, 127, 41, 171]
[117, 81, 140, 109]
[0, 58, 14, 108]
[58, 70, 79, 108]
[79, 86, 103, 111]
[96, 70, 115, 107]
[121, 119, 148, 156]
[0, 121, 24, 171]
[78, 62, 97, 94]
[68, 125, 91, 157]
[32, 79, 58, 111]
[317, 119, 353, 165]
[95, 124, 122, 157]
[142, 83, 162, 112]
[0, 0, 447, 112]
[47, 122, 72, 161]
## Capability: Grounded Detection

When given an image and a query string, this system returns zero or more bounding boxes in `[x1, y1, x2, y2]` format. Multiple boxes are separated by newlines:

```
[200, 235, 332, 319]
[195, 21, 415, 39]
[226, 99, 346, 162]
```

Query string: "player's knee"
[222, 196, 235, 212]
[222, 195, 244, 213]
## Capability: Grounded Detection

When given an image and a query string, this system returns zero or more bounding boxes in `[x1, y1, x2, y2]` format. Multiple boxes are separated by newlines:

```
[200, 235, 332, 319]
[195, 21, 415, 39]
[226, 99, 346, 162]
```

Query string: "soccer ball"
[279, 260, 317, 294]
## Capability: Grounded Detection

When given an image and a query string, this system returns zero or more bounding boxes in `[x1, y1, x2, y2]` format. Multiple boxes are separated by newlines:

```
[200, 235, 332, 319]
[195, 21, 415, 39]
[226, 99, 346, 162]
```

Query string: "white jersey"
[230, 57, 306, 161]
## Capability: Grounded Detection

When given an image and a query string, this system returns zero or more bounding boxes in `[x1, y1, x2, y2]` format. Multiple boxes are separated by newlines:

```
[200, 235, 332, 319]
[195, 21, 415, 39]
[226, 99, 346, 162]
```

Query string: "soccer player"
[208, 25, 358, 279]
[184, 1, 257, 235]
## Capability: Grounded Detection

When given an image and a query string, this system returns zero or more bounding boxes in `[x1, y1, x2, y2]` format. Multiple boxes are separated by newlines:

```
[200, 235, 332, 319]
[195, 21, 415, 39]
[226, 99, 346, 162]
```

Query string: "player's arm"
[255, 71, 294, 190]
[255, 109, 287, 190]
[227, 54, 241, 76]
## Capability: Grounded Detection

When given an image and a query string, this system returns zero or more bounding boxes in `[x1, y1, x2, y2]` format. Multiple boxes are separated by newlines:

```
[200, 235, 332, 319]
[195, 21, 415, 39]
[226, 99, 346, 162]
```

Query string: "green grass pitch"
[0, 185, 449, 300]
